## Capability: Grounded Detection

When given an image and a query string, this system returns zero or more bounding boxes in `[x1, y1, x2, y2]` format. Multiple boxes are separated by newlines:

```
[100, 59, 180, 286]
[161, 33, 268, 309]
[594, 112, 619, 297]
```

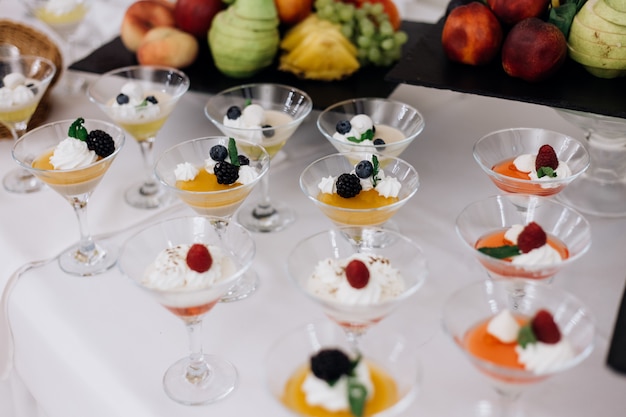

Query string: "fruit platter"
[386, 0, 626, 119]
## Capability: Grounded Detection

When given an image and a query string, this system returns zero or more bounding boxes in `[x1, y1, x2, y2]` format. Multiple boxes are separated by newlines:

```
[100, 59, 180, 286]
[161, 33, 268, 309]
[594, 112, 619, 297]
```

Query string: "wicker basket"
[0, 19, 63, 139]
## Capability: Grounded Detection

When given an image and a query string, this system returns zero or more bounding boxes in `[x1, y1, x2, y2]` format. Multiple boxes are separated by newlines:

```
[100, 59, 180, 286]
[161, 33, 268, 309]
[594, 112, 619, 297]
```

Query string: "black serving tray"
[71, 21, 427, 110]
[385, 19, 626, 119]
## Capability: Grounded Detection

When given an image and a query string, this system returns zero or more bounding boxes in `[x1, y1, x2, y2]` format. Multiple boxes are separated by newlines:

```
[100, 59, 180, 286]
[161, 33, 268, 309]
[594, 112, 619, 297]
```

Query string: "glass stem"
[252, 174, 276, 219]
[70, 196, 98, 264]
[184, 317, 209, 383]
[138, 138, 159, 196]
[494, 387, 523, 417]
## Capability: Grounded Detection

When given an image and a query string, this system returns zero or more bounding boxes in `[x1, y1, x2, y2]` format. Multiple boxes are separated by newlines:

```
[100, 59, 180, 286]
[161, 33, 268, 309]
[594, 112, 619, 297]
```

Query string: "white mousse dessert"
[108, 81, 166, 121]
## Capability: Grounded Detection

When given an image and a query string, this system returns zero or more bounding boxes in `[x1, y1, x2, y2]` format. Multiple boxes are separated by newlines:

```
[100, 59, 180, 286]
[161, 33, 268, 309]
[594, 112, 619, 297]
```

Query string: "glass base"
[124, 180, 174, 210]
[57, 241, 118, 276]
[237, 201, 295, 233]
[220, 269, 259, 303]
[557, 174, 626, 218]
[163, 354, 237, 405]
[3, 168, 44, 193]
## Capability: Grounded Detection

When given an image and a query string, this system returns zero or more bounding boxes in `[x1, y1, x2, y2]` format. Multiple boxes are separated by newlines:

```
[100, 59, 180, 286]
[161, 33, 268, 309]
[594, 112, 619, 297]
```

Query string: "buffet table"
[2, 1, 626, 417]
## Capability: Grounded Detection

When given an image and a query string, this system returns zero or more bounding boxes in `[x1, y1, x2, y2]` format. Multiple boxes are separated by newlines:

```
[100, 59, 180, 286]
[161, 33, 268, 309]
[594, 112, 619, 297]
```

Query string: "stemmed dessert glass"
[442, 279, 595, 417]
[317, 97, 425, 158]
[554, 109, 626, 217]
[204, 83, 312, 233]
[87, 65, 190, 209]
[154, 136, 270, 301]
[118, 216, 255, 405]
[24, 0, 92, 93]
[455, 194, 592, 282]
[11, 118, 125, 276]
[1, 55, 56, 193]
[473, 127, 590, 197]
[286, 227, 427, 353]
[299, 152, 419, 230]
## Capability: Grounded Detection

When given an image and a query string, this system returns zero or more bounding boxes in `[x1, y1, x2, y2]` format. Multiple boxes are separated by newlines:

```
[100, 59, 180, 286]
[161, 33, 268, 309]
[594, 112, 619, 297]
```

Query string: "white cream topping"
[515, 339, 575, 374]
[332, 114, 374, 143]
[143, 244, 234, 290]
[49, 137, 97, 169]
[487, 310, 521, 344]
[513, 153, 572, 187]
[174, 162, 198, 181]
[504, 224, 563, 266]
[302, 361, 373, 412]
[0, 73, 37, 108]
[237, 165, 259, 185]
[307, 253, 405, 305]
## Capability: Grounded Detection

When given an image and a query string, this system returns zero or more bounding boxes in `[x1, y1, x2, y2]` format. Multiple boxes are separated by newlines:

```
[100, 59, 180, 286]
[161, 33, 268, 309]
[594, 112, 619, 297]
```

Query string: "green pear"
[568, 44, 626, 77]
[594, 0, 626, 25]
[233, 0, 277, 20]
[569, 30, 626, 59]
[575, 0, 626, 33]
[570, 14, 626, 44]
[223, 6, 279, 31]
[605, 0, 626, 12]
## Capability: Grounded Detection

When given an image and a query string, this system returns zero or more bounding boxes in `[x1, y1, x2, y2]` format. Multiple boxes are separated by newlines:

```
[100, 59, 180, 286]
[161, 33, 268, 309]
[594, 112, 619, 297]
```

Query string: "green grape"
[359, 19, 375, 37]
[379, 21, 394, 37]
[370, 3, 385, 16]
[341, 24, 354, 39]
[338, 5, 355, 23]
[356, 35, 372, 48]
[394, 31, 408, 45]
[368, 46, 382, 64]
[380, 38, 395, 51]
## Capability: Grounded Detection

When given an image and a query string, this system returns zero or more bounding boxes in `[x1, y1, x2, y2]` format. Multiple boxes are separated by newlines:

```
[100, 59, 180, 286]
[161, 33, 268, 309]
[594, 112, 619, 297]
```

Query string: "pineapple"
[279, 15, 360, 81]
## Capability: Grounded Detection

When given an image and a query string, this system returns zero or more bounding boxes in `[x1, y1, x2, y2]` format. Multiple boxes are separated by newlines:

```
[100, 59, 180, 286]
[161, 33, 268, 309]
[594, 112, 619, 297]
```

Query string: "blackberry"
[336, 173, 362, 198]
[238, 154, 250, 165]
[226, 106, 242, 120]
[310, 349, 352, 383]
[355, 160, 373, 179]
[116, 93, 129, 105]
[373, 138, 386, 150]
[336, 120, 351, 135]
[209, 144, 228, 161]
[214, 161, 239, 184]
[262, 124, 274, 138]
[145, 95, 158, 104]
[86, 129, 115, 158]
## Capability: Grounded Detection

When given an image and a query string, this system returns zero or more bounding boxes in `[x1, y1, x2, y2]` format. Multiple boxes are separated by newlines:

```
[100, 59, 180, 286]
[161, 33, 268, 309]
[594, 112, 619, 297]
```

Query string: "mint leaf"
[227, 137, 240, 167]
[537, 166, 557, 178]
[347, 377, 367, 417]
[517, 324, 537, 348]
[346, 129, 375, 143]
[478, 245, 520, 259]
[371, 155, 380, 187]
[68, 117, 88, 141]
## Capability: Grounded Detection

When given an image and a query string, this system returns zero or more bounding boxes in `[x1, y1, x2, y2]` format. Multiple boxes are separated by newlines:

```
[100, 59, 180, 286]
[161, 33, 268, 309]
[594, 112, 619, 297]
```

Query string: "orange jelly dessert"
[465, 317, 526, 370]
[318, 189, 398, 210]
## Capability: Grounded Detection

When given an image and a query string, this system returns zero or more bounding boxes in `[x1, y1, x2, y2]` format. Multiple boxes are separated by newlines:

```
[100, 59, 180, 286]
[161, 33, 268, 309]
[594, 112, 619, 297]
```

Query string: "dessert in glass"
[473, 127, 590, 197]
[1, 55, 56, 193]
[555, 109, 626, 218]
[24, 0, 92, 93]
[455, 194, 591, 282]
[154, 136, 270, 301]
[299, 153, 419, 229]
[204, 83, 312, 233]
[118, 215, 255, 405]
[284, 227, 427, 416]
[266, 320, 422, 417]
[87, 65, 190, 209]
[442, 279, 595, 417]
[12, 118, 125, 276]
[317, 97, 425, 158]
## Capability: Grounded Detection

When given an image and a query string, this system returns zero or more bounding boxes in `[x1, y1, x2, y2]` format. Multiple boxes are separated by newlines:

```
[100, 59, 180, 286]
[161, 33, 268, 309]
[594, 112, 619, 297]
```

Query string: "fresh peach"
[486, 0, 550, 26]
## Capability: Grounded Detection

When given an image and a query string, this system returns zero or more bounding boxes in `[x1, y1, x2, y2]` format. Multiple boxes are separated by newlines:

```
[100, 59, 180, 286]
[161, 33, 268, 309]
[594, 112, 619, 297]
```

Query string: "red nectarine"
[174, 0, 224, 38]
[486, 0, 550, 26]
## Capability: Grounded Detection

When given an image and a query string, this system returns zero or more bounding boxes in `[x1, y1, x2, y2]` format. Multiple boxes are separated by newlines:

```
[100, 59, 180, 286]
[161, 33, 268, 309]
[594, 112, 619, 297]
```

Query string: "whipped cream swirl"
[513, 154, 572, 187]
[49, 137, 97, 169]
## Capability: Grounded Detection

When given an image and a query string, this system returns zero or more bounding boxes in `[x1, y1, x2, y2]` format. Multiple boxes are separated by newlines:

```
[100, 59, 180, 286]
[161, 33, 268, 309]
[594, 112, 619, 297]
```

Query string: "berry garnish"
[116, 93, 129, 105]
[214, 161, 240, 184]
[238, 154, 250, 165]
[345, 259, 370, 289]
[517, 222, 547, 253]
[310, 348, 353, 383]
[68, 117, 88, 141]
[336, 120, 352, 134]
[262, 124, 275, 138]
[145, 95, 158, 104]
[535, 144, 559, 178]
[186, 243, 213, 273]
[226, 105, 242, 120]
[373, 138, 386, 148]
[336, 173, 362, 198]
[531, 309, 561, 344]
[355, 160, 373, 179]
[210, 144, 228, 161]
[87, 129, 115, 158]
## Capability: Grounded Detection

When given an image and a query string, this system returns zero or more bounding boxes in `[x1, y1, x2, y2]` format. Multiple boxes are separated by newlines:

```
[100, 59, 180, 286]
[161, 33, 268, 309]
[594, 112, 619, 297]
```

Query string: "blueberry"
[145, 95, 158, 104]
[262, 124, 274, 138]
[116, 93, 129, 105]
[355, 160, 374, 178]
[238, 155, 250, 165]
[226, 106, 242, 120]
[373, 138, 386, 147]
[209, 144, 228, 161]
[335, 120, 351, 135]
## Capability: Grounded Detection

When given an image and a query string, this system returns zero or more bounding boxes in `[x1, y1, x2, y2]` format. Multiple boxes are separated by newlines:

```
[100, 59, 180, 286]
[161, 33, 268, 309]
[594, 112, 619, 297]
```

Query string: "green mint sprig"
[227, 137, 240, 167]
[537, 166, 557, 178]
[68, 117, 88, 141]
[517, 324, 537, 348]
[371, 155, 380, 187]
[347, 355, 367, 417]
[478, 245, 520, 259]
[346, 129, 375, 144]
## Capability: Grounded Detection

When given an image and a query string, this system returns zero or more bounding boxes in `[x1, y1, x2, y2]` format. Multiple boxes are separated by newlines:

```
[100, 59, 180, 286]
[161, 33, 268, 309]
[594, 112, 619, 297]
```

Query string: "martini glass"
[455, 194, 591, 282]
[554, 109, 626, 218]
[1, 55, 56, 193]
[87, 65, 190, 209]
[286, 227, 427, 353]
[11, 118, 125, 276]
[442, 279, 595, 417]
[317, 97, 425, 158]
[118, 215, 255, 405]
[473, 127, 590, 197]
[24, 0, 92, 93]
[299, 152, 419, 230]
[204, 83, 312, 233]
[154, 136, 270, 301]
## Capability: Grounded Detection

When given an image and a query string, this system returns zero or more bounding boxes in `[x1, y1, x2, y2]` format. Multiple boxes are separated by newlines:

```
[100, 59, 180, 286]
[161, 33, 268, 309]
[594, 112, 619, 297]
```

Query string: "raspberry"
[336, 120, 352, 134]
[210, 144, 228, 161]
[336, 173, 362, 198]
[531, 309, 561, 344]
[517, 222, 547, 253]
[535, 144, 559, 172]
[355, 160, 373, 179]
[310, 349, 352, 383]
[345, 259, 370, 289]
[214, 161, 239, 184]
[226, 106, 242, 120]
[186, 243, 213, 273]
[86, 129, 115, 158]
